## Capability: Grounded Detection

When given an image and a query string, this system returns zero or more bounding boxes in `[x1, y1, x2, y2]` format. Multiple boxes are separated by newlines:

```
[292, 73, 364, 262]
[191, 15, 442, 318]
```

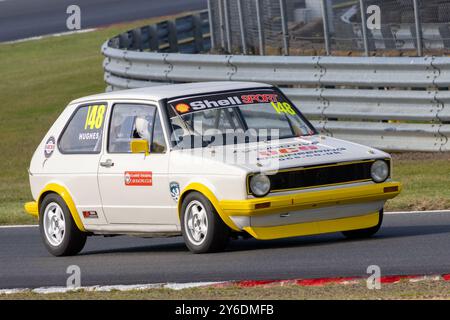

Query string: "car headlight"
[249, 174, 271, 197]
[371, 160, 389, 183]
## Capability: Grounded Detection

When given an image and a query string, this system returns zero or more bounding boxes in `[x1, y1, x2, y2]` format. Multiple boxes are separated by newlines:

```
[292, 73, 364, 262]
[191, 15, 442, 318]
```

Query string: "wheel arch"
[38, 183, 86, 232]
[178, 183, 240, 231]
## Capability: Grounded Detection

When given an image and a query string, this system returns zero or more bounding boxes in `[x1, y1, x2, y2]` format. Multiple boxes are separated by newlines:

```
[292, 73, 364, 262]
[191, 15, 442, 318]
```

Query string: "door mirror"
[130, 139, 149, 156]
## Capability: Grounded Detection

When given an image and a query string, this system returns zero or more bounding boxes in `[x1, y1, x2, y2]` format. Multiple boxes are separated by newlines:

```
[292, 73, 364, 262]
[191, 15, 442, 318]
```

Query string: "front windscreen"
[166, 88, 316, 148]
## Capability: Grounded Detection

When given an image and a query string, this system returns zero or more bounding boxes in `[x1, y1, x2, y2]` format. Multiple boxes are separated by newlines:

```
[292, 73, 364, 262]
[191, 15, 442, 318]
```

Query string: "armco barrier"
[102, 10, 450, 152]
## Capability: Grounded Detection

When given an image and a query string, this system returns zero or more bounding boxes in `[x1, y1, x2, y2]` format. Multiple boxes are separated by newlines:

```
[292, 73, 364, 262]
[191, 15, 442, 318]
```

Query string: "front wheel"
[181, 192, 230, 253]
[39, 193, 87, 256]
[341, 209, 384, 239]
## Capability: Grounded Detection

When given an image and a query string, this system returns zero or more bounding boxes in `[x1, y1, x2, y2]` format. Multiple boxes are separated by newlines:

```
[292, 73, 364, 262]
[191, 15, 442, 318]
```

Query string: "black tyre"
[39, 193, 87, 256]
[181, 192, 230, 253]
[341, 209, 384, 239]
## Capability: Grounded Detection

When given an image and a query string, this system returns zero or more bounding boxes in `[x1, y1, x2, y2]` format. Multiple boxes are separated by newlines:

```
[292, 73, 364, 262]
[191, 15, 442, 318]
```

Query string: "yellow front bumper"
[24, 201, 39, 218]
[219, 181, 401, 240]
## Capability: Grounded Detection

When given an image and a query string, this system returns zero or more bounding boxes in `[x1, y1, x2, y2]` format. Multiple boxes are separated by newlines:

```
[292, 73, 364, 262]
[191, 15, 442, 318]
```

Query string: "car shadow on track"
[80, 240, 188, 256]
[79, 224, 450, 256]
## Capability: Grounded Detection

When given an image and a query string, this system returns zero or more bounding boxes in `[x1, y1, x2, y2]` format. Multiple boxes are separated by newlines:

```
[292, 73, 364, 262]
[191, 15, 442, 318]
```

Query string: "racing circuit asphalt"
[0, 0, 207, 42]
[1, 212, 450, 289]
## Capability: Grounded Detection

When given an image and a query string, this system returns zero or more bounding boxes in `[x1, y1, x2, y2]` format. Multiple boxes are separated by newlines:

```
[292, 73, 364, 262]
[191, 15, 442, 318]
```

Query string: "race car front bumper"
[219, 181, 401, 240]
[24, 201, 38, 217]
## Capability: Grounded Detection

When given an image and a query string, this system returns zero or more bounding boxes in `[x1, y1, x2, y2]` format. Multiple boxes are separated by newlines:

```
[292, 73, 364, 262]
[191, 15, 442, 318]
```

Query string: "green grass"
[386, 153, 450, 211]
[2, 279, 450, 300]
[0, 19, 449, 225]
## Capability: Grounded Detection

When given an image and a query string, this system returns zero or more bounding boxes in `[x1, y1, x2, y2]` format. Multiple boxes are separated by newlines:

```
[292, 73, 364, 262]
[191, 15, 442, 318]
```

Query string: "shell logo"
[175, 103, 190, 114]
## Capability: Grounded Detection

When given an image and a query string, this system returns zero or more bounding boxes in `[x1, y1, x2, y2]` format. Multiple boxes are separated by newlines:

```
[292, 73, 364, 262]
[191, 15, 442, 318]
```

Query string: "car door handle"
[100, 159, 114, 168]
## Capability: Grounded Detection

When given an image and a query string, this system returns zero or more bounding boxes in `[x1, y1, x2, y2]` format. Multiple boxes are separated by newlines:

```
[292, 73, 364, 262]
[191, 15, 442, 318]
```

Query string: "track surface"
[0, 0, 207, 42]
[1, 212, 450, 289]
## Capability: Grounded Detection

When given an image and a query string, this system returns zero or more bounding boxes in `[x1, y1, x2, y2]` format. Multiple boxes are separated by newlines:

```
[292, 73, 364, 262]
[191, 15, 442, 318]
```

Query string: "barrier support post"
[207, 0, 215, 49]
[237, 0, 247, 54]
[256, 0, 265, 55]
[413, 0, 423, 57]
[321, 0, 331, 56]
[279, 0, 289, 55]
[359, 0, 370, 56]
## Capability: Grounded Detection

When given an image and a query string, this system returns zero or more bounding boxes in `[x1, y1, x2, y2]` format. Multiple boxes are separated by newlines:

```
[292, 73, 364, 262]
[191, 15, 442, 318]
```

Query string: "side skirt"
[85, 223, 181, 237]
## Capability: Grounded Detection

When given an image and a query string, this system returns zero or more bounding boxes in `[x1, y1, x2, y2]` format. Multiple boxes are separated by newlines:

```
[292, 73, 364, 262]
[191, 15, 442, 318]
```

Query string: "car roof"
[70, 81, 273, 105]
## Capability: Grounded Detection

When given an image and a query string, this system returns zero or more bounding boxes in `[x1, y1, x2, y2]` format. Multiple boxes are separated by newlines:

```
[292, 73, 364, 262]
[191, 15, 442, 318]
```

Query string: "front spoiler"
[218, 181, 401, 239]
[244, 211, 380, 240]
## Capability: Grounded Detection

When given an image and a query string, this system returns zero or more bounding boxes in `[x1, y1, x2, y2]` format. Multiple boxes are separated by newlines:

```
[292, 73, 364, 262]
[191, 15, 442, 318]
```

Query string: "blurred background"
[209, 0, 450, 56]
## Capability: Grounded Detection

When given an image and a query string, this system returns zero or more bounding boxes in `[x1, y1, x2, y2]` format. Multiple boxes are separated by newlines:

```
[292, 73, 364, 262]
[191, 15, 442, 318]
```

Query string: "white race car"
[25, 82, 401, 255]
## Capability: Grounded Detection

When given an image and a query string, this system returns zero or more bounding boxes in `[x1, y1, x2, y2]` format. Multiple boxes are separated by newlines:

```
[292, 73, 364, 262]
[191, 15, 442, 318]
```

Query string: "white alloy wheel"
[184, 200, 209, 246]
[43, 202, 66, 247]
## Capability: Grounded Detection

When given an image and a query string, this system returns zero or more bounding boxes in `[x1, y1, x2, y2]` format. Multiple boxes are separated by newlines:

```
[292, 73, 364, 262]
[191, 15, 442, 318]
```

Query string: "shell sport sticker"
[167, 89, 286, 117]
[44, 136, 56, 158]
[169, 181, 180, 202]
[124, 171, 152, 186]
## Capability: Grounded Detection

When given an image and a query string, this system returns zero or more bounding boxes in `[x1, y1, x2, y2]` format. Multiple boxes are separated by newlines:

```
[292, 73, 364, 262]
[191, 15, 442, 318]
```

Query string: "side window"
[59, 103, 107, 154]
[108, 104, 167, 154]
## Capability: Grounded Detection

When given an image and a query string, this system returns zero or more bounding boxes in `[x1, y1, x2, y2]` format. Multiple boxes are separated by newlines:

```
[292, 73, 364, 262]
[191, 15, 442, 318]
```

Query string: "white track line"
[0, 224, 38, 229]
[384, 209, 450, 215]
[3, 28, 96, 44]
[0, 281, 225, 295]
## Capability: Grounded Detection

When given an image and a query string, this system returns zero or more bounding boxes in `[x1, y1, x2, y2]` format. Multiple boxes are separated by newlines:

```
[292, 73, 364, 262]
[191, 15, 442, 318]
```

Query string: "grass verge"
[1, 279, 450, 300]
[386, 153, 450, 212]
[0, 18, 449, 225]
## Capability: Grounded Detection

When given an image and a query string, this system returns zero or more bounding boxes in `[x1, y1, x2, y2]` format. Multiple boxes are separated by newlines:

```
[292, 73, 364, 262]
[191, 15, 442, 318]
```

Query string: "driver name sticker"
[124, 171, 153, 186]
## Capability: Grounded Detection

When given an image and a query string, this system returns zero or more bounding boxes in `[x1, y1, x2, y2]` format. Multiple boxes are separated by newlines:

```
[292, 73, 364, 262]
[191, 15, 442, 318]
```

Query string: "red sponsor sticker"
[124, 171, 153, 186]
[258, 145, 319, 157]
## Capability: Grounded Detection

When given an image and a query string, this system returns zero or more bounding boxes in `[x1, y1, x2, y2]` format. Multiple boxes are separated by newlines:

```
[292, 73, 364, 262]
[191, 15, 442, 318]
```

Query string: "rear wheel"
[341, 209, 384, 239]
[39, 193, 87, 256]
[181, 192, 230, 253]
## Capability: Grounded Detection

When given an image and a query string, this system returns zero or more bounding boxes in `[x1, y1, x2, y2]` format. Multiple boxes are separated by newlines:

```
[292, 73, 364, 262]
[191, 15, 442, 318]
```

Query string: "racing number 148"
[271, 102, 296, 115]
[85, 105, 106, 130]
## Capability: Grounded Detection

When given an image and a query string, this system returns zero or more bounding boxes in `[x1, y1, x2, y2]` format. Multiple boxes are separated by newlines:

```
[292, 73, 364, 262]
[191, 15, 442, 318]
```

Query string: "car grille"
[248, 159, 390, 194]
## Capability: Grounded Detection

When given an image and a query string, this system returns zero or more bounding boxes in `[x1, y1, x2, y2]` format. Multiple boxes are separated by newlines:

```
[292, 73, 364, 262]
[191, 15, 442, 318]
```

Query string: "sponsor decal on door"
[124, 171, 153, 186]
[169, 181, 180, 202]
